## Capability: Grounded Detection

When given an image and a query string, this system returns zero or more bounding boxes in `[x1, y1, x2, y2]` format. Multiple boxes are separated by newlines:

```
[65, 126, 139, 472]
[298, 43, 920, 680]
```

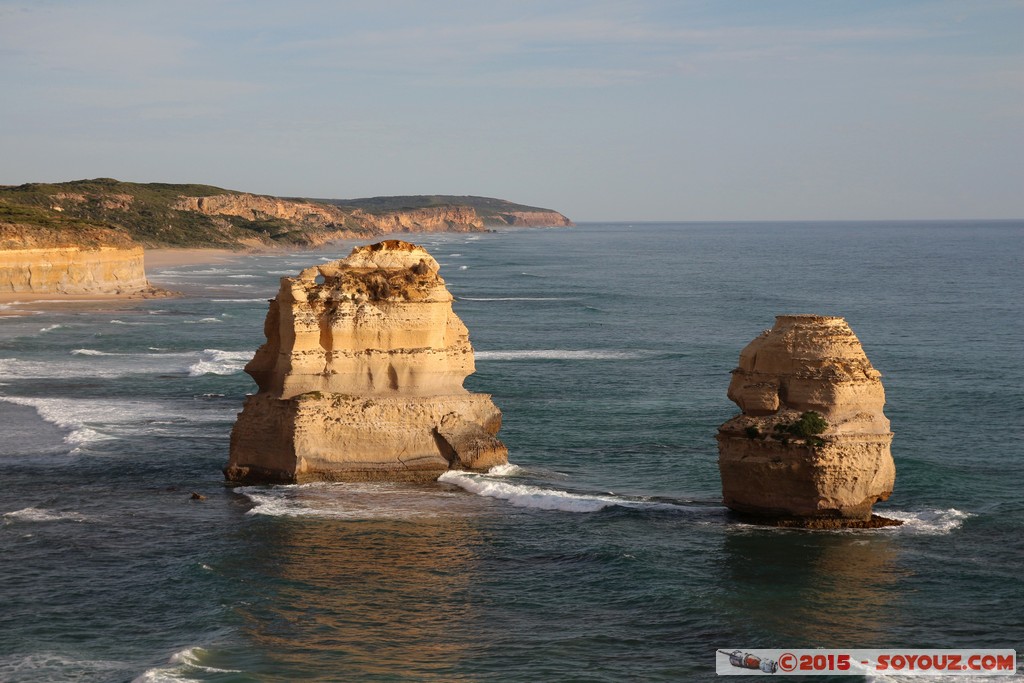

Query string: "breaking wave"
[438, 467, 697, 514]
[2, 507, 87, 523]
[1, 348, 253, 379]
[475, 349, 649, 361]
[71, 348, 119, 356]
[187, 349, 252, 376]
[880, 508, 973, 534]
[0, 395, 236, 452]
[0, 653, 127, 682]
[459, 296, 570, 301]
[210, 298, 269, 303]
[132, 646, 239, 683]
[239, 482, 479, 520]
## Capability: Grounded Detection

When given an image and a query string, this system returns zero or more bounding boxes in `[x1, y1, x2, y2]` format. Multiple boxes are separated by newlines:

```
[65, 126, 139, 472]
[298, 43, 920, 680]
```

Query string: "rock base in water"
[227, 392, 506, 484]
[730, 512, 903, 529]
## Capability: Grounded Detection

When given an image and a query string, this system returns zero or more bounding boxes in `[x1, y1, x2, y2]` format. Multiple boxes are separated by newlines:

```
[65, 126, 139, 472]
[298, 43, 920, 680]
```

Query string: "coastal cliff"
[717, 315, 897, 527]
[172, 193, 352, 227]
[350, 206, 484, 232]
[0, 219, 159, 296]
[226, 240, 507, 483]
[1, 179, 572, 297]
[486, 210, 573, 227]
[0, 246, 152, 295]
[1, 179, 571, 250]
[174, 193, 488, 234]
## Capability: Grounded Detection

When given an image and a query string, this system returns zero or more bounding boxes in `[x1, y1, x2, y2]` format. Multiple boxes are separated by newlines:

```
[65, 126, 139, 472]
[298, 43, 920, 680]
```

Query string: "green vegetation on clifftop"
[0, 179, 571, 250]
[320, 194, 571, 225]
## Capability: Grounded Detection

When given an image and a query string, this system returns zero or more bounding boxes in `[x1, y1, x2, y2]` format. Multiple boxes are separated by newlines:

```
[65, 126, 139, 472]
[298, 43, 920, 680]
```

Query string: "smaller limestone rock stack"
[717, 315, 897, 527]
[226, 240, 507, 484]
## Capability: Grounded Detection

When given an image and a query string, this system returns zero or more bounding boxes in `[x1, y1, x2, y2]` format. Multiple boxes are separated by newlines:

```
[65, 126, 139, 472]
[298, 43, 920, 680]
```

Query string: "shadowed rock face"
[717, 315, 896, 525]
[225, 240, 506, 484]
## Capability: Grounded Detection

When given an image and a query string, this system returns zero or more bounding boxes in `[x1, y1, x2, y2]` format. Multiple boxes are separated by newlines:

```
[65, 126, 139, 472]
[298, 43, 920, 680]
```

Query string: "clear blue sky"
[1, 0, 1021, 221]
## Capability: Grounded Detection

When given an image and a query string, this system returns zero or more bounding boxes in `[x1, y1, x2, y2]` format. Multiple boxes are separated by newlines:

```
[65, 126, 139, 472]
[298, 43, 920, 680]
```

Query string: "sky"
[1, 1, 1022, 221]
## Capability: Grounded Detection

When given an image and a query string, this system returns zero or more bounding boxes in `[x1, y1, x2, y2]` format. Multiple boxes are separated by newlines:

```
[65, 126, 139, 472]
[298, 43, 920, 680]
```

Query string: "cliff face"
[352, 206, 485, 233]
[0, 220, 158, 296]
[717, 315, 896, 526]
[226, 240, 507, 483]
[489, 210, 573, 227]
[172, 193, 351, 228]
[2, 181, 573, 248]
[173, 193, 488, 237]
[0, 246, 153, 295]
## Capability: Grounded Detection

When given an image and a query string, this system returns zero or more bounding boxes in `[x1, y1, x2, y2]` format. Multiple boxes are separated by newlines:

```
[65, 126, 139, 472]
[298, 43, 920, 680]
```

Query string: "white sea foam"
[0, 395, 236, 452]
[187, 349, 252, 376]
[3, 348, 251, 380]
[0, 396, 115, 447]
[460, 296, 569, 301]
[132, 646, 239, 683]
[2, 507, 87, 523]
[475, 349, 647, 361]
[157, 268, 232, 276]
[210, 298, 269, 303]
[881, 508, 973, 534]
[226, 274, 258, 279]
[459, 265, 469, 270]
[183, 317, 222, 324]
[0, 653, 127, 681]
[39, 324, 62, 333]
[485, 463, 527, 477]
[240, 482, 471, 520]
[438, 469, 689, 514]
[437, 471, 623, 512]
[71, 348, 119, 356]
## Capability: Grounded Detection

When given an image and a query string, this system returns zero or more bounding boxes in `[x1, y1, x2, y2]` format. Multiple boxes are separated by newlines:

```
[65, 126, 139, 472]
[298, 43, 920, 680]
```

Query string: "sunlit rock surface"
[226, 240, 507, 483]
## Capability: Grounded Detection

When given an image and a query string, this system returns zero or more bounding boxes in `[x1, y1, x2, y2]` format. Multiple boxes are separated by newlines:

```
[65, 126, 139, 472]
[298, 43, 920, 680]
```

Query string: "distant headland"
[0, 178, 572, 300]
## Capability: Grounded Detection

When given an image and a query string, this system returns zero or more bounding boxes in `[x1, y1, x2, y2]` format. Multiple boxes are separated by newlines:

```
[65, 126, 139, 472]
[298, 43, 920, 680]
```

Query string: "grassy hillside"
[0, 178, 314, 248]
[0, 179, 571, 249]
[321, 194, 568, 223]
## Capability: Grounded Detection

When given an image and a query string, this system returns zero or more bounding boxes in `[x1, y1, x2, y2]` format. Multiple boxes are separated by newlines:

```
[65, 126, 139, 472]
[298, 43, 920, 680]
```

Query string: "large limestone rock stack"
[225, 240, 507, 483]
[717, 315, 897, 527]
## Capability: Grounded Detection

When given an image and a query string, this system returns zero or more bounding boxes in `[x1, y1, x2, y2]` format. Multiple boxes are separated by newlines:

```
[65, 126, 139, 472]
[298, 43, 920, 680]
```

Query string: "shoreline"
[143, 247, 247, 269]
[0, 248, 249, 313]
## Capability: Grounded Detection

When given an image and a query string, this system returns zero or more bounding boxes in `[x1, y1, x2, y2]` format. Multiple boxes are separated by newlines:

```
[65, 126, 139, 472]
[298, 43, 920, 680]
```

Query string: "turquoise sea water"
[0, 222, 1021, 682]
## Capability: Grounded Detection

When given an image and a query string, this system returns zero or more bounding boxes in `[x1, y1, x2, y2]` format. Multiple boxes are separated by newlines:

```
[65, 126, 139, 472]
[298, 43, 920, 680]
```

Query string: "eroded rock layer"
[716, 315, 896, 524]
[226, 240, 507, 483]
[0, 246, 155, 295]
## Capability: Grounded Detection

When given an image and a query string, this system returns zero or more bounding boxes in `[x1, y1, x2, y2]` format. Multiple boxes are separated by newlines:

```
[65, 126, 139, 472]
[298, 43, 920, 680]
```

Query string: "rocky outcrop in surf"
[225, 240, 507, 483]
[716, 315, 897, 528]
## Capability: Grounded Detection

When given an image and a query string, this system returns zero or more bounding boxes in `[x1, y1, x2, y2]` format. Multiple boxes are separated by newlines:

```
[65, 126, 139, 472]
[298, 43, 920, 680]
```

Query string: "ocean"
[0, 222, 1021, 682]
